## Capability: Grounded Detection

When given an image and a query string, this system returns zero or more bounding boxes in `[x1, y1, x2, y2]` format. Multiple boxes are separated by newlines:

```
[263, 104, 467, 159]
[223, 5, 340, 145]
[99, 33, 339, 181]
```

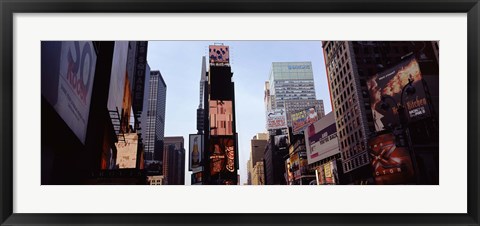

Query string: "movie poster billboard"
[189, 134, 203, 172]
[115, 133, 139, 169]
[367, 57, 431, 132]
[292, 107, 319, 134]
[209, 100, 233, 136]
[316, 160, 339, 185]
[208, 137, 235, 176]
[289, 151, 308, 181]
[304, 112, 340, 164]
[274, 134, 289, 148]
[41, 41, 97, 144]
[368, 133, 415, 184]
[209, 45, 230, 64]
[266, 108, 288, 130]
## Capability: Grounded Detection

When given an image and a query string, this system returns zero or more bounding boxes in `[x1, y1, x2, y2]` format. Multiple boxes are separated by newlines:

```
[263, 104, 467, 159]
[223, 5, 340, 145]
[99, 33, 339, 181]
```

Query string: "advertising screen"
[291, 107, 319, 134]
[209, 45, 230, 64]
[316, 160, 339, 185]
[289, 151, 308, 180]
[41, 41, 97, 144]
[189, 134, 203, 172]
[115, 133, 139, 169]
[208, 137, 235, 176]
[266, 108, 288, 130]
[304, 112, 340, 164]
[368, 133, 415, 184]
[209, 100, 233, 136]
[274, 134, 289, 148]
[367, 57, 431, 132]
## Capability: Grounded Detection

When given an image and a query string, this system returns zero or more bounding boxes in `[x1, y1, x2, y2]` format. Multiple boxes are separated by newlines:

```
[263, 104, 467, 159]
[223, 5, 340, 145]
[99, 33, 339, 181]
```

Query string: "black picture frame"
[1, 0, 479, 225]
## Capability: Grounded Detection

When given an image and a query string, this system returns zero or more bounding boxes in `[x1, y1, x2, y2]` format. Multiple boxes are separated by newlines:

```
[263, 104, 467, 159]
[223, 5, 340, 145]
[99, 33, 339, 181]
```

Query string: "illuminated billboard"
[368, 133, 415, 185]
[209, 100, 233, 136]
[115, 133, 139, 169]
[41, 41, 97, 144]
[209, 45, 230, 64]
[208, 137, 235, 176]
[316, 160, 339, 185]
[289, 151, 308, 181]
[189, 134, 203, 172]
[304, 112, 340, 164]
[367, 57, 431, 132]
[266, 108, 287, 130]
[291, 107, 319, 134]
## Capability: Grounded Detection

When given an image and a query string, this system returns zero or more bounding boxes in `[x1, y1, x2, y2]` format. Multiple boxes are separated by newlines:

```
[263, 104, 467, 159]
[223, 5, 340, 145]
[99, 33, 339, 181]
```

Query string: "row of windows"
[343, 152, 369, 173]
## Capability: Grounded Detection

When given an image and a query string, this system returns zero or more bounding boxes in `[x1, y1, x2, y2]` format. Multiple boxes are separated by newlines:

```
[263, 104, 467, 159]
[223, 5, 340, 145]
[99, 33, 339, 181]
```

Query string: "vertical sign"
[189, 134, 203, 172]
[133, 41, 148, 113]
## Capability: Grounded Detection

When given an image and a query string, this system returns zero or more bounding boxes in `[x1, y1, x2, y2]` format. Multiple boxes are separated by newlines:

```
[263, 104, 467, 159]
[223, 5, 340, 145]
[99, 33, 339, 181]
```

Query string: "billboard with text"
[368, 133, 415, 184]
[292, 107, 319, 134]
[41, 41, 97, 144]
[266, 108, 287, 130]
[304, 112, 340, 164]
[367, 57, 431, 132]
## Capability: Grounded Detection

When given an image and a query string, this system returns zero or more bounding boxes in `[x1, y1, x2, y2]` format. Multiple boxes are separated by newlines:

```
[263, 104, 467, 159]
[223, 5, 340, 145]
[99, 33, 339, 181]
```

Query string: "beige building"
[246, 133, 268, 185]
[252, 162, 265, 185]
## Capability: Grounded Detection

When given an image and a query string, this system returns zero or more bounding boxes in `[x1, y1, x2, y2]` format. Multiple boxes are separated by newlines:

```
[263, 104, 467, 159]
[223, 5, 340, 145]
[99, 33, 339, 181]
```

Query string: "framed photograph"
[1, 0, 479, 225]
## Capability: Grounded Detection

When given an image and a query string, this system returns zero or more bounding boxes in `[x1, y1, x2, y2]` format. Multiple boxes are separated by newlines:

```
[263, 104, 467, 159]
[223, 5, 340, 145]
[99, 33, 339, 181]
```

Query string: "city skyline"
[146, 41, 332, 184]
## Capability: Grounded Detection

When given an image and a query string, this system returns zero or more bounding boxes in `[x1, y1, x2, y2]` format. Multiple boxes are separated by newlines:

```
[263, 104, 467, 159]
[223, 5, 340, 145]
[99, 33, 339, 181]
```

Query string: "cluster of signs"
[316, 160, 340, 185]
[366, 57, 430, 184]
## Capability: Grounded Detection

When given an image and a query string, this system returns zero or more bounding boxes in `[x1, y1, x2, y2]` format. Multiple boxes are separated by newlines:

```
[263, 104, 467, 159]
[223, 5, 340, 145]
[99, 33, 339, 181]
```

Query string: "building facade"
[267, 62, 325, 127]
[247, 133, 268, 185]
[163, 136, 186, 185]
[322, 41, 439, 184]
[143, 70, 167, 173]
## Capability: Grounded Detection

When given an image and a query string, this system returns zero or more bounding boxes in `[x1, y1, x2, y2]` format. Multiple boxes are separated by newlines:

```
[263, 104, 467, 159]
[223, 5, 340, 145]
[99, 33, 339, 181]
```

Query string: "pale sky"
[147, 41, 332, 185]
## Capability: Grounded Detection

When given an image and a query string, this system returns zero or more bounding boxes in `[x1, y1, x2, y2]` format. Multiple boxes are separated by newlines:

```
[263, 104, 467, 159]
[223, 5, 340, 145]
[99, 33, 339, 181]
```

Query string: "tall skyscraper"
[267, 62, 325, 127]
[203, 44, 238, 185]
[163, 136, 186, 185]
[322, 41, 439, 184]
[143, 70, 167, 173]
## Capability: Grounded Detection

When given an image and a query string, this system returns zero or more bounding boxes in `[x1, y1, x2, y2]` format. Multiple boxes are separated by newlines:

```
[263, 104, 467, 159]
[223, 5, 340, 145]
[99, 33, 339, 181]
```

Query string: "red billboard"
[208, 137, 235, 176]
[209, 45, 230, 64]
[367, 57, 431, 132]
[368, 133, 415, 185]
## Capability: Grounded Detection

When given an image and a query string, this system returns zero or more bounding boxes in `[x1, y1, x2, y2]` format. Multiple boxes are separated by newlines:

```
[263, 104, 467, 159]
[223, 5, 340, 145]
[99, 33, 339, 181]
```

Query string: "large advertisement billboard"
[291, 107, 319, 134]
[266, 108, 287, 130]
[368, 133, 415, 184]
[41, 41, 97, 144]
[367, 57, 431, 132]
[304, 112, 340, 164]
[208, 136, 235, 176]
[115, 133, 139, 169]
[209, 100, 233, 136]
[289, 151, 308, 181]
[316, 159, 340, 185]
[209, 45, 230, 64]
[189, 134, 203, 172]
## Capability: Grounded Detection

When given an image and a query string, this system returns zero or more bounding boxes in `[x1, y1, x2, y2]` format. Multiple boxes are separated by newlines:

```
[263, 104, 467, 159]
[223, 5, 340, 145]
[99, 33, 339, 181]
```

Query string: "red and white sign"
[266, 108, 287, 130]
